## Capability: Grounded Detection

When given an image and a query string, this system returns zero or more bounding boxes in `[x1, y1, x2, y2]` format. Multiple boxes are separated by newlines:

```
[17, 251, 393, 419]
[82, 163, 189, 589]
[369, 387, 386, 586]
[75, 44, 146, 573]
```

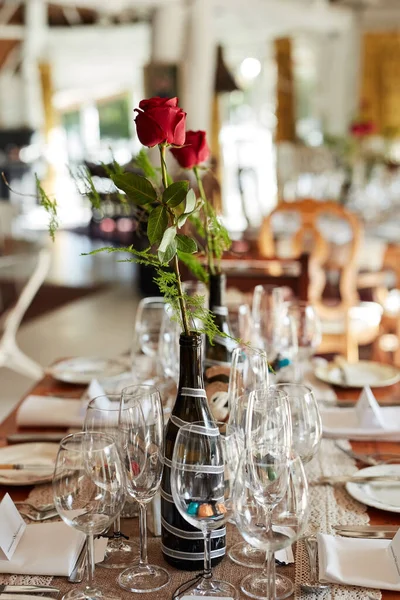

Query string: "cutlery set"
[0, 585, 59, 599]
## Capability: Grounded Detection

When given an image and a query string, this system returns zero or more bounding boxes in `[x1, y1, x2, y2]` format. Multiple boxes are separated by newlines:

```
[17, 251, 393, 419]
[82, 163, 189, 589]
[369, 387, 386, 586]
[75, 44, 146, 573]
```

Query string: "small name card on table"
[0, 494, 26, 560]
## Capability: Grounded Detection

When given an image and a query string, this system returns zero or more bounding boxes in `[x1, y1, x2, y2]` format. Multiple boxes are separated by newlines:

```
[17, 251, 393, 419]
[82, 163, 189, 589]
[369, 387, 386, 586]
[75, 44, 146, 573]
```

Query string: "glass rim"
[273, 382, 314, 396]
[59, 430, 116, 452]
[121, 383, 161, 399]
[86, 394, 123, 411]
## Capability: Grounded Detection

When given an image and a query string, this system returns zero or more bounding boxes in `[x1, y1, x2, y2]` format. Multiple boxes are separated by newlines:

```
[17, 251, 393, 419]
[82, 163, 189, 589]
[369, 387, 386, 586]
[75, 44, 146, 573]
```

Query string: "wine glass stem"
[113, 515, 122, 537]
[203, 530, 212, 580]
[138, 502, 148, 566]
[266, 550, 276, 600]
[85, 534, 95, 591]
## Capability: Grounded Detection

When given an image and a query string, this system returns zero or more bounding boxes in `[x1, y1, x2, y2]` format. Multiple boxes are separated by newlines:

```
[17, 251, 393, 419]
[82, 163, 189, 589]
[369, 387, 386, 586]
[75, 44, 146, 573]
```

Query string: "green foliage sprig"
[193, 167, 231, 276]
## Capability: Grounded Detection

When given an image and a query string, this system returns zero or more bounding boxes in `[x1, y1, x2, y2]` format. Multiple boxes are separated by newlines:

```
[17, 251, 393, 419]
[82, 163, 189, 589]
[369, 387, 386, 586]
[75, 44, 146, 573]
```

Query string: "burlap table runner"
[52, 521, 295, 600]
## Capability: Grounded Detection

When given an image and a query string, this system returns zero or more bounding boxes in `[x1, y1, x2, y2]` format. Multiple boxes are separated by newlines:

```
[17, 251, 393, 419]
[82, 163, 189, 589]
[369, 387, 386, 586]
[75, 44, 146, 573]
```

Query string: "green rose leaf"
[111, 172, 157, 206]
[176, 234, 197, 254]
[185, 189, 197, 213]
[158, 238, 177, 265]
[163, 181, 189, 207]
[159, 226, 177, 254]
[148, 205, 168, 244]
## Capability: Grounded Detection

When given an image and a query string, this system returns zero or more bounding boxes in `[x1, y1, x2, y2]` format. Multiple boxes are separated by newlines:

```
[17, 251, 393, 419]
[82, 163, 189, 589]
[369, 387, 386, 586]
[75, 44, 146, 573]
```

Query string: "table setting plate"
[314, 360, 400, 388]
[0, 443, 59, 486]
[47, 357, 128, 384]
[346, 464, 400, 513]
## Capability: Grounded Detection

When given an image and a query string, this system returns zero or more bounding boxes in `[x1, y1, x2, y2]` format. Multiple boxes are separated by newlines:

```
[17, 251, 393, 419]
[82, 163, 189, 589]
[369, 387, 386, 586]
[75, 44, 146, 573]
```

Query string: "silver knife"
[0, 595, 59, 600]
[6, 433, 67, 443]
[0, 586, 59, 594]
[313, 475, 400, 485]
[333, 525, 398, 539]
[334, 525, 399, 532]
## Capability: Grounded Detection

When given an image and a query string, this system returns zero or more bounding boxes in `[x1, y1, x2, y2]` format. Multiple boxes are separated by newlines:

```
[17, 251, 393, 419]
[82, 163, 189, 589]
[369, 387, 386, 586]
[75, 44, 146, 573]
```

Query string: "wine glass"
[118, 384, 170, 593]
[274, 384, 322, 464]
[285, 301, 322, 382]
[53, 432, 125, 600]
[171, 421, 239, 599]
[131, 297, 165, 381]
[235, 454, 309, 600]
[84, 394, 139, 569]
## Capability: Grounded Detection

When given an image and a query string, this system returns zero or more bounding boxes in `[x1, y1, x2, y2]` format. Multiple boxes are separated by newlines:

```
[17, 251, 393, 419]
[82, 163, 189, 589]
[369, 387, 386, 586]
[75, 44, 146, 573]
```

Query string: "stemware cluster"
[52, 282, 322, 600]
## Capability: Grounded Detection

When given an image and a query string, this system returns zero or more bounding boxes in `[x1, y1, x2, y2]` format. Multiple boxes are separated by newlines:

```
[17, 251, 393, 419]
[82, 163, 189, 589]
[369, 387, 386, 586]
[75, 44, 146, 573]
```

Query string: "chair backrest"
[258, 199, 363, 319]
[0, 249, 51, 342]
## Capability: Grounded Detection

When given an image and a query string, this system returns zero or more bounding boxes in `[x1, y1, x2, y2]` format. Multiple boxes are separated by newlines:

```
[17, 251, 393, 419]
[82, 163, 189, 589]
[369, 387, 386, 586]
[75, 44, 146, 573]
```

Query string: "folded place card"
[0, 521, 107, 576]
[355, 386, 388, 429]
[0, 495, 26, 560]
[16, 396, 83, 428]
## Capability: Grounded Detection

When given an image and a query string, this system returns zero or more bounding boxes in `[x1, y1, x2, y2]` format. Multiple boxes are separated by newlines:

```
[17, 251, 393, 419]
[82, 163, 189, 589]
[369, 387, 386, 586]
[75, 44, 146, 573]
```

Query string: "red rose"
[350, 120, 375, 137]
[134, 97, 186, 147]
[171, 130, 210, 169]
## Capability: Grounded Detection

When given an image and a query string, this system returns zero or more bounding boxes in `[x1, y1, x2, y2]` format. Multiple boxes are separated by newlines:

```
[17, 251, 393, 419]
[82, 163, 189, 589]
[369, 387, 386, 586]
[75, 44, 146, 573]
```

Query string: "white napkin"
[16, 396, 84, 428]
[320, 406, 400, 441]
[0, 522, 107, 576]
[318, 533, 400, 591]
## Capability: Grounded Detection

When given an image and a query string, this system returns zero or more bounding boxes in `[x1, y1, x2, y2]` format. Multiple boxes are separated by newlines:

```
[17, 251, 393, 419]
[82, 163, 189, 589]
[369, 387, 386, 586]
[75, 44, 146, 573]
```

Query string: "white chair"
[0, 249, 51, 379]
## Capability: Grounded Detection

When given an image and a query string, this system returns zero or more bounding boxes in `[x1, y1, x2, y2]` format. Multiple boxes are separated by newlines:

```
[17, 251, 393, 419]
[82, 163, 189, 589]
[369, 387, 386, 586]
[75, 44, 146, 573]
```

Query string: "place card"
[354, 386, 388, 429]
[0, 494, 26, 560]
[388, 528, 400, 578]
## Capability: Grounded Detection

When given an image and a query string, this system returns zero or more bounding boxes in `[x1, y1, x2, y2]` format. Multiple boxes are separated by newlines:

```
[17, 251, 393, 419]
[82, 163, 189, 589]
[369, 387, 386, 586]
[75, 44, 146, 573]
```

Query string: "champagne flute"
[118, 384, 169, 593]
[84, 394, 139, 568]
[274, 384, 322, 464]
[53, 432, 125, 600]
[227, 351, 270, 569]
[235, 388, 293, 599]
[131, 297, 165, 381]
[171, 421, 239, 599]
[285, 302, 322, 382]
[228, 346, 269, 428]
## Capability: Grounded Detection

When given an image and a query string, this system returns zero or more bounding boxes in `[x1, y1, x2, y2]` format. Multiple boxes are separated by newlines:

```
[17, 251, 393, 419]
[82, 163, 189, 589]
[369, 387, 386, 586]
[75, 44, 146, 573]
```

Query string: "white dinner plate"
[346, 464, 400, 513]
[314, 360, 400, 388]
[47, 357, 128, 385]
[0, 443, 59, 486]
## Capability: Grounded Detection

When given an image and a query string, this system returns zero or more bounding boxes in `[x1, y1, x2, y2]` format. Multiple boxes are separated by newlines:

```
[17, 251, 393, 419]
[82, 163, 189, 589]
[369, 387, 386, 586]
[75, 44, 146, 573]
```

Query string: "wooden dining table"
[1, 373, 400, 598]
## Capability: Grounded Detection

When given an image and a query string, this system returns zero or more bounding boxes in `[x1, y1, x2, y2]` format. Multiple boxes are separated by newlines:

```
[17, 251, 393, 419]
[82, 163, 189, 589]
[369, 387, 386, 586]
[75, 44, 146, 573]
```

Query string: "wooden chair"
[258, 199, 382, 361]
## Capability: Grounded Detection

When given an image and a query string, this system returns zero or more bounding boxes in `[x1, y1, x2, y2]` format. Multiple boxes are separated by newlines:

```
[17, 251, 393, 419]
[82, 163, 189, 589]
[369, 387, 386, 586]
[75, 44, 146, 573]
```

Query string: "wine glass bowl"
[53, 432, 125, 600]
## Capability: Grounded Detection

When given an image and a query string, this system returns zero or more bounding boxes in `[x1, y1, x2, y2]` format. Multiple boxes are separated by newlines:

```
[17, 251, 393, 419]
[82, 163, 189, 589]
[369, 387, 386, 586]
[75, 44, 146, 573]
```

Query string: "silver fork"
[14, 501, 55, 512]
[334, 441, 400, 466]
[18, 507, 59, 521]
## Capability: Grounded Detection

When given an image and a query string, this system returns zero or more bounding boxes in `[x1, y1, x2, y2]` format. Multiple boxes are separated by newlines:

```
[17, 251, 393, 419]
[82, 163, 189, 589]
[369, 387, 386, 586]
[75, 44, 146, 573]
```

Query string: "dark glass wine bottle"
[204, 273, 235, 418]
[161, 332, 226, 570]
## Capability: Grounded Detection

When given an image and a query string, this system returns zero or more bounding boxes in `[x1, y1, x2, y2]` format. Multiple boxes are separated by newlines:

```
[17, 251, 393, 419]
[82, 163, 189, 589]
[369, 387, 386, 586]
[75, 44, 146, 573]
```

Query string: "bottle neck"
[209, 273, 226, 311]
[177, 333, 204, 391]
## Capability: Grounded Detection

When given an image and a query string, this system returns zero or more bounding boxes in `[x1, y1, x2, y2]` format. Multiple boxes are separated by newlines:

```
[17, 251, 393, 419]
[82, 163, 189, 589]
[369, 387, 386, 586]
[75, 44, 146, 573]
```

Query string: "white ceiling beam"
[0, 0, 21, 26]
